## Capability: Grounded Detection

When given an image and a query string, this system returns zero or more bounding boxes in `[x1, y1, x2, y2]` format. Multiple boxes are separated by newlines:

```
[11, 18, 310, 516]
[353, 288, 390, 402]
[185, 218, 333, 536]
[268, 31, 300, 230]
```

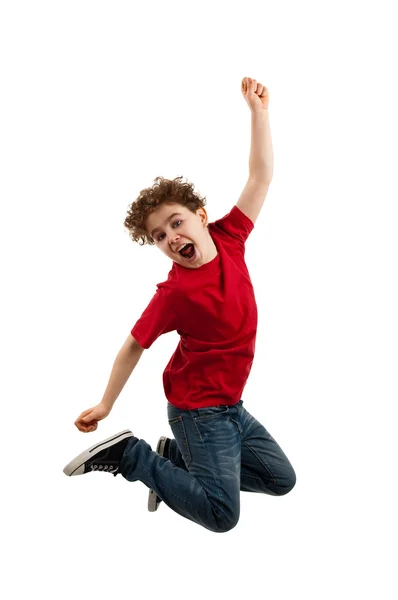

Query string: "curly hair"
[123, 176, 208, 246]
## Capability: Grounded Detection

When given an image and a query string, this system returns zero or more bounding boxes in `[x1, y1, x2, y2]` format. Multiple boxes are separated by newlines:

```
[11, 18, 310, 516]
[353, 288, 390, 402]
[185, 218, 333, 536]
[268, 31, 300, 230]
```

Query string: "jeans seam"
[190, 412, 232, 528]
[168, 415, 192, 468]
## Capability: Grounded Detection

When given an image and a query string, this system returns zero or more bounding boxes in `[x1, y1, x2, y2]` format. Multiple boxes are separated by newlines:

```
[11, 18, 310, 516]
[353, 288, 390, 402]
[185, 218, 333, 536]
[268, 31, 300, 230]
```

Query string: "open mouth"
[178, 243, 196, 260]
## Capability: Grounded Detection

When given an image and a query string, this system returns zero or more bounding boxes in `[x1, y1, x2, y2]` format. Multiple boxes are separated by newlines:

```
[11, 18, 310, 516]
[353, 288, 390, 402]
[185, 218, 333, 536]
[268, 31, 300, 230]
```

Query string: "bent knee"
[214, 518, 239, 533]
[277, 469, 296, 495]
[212, 508, 240, 533]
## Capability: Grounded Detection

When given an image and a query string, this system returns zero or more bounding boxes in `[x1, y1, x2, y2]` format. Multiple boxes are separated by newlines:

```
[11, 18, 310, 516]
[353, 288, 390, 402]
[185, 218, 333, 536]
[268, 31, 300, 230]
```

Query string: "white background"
[1, 1, 397, 598]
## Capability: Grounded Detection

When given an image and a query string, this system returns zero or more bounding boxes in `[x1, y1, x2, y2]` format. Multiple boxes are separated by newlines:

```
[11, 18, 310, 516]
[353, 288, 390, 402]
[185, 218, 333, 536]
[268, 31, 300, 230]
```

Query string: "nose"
[168, 233, 180, 247]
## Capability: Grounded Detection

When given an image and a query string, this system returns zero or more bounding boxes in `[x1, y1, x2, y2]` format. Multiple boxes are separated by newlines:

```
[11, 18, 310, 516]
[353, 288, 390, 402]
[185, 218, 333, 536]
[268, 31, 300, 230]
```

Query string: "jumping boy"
[63, 77, 296, 533]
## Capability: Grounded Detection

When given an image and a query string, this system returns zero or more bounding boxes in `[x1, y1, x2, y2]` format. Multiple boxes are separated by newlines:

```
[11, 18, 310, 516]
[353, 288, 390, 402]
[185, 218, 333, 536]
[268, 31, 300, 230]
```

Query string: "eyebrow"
[151, 212, 183, 238]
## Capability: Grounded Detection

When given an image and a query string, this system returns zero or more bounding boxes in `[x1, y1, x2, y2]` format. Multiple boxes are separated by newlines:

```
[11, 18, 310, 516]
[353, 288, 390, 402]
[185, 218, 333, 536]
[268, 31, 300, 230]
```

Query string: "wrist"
[100, 400, 113, 413]
[251, 108, 269, 116]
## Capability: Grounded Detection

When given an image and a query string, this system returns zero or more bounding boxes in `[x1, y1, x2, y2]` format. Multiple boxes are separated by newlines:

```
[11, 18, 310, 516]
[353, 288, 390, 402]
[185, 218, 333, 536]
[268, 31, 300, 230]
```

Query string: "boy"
[63, 78, 296, 533]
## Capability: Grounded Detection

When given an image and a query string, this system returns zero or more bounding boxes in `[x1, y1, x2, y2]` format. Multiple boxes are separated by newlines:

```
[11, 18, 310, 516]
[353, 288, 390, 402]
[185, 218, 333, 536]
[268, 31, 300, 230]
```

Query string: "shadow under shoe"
[63, 430, 134, 477]
[148, 436, 171, 512]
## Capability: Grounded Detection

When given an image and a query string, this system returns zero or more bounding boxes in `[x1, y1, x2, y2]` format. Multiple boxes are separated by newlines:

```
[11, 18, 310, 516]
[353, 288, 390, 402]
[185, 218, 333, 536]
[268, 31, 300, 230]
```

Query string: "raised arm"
[236, 77, 274, 225]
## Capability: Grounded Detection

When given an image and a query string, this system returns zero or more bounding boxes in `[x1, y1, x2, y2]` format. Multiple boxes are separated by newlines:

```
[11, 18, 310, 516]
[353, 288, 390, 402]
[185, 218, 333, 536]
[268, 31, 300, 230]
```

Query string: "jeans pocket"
[168, 415, 192, 468]
[193, 405, 230, 422]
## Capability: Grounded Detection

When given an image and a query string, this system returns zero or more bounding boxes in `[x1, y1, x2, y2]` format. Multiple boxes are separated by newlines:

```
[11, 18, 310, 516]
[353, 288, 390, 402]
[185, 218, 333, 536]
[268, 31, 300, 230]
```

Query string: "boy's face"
[146, 202, 216, 269]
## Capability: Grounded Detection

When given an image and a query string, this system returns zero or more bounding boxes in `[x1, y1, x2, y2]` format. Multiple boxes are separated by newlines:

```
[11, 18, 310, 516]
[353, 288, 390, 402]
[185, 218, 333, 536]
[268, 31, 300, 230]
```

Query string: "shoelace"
[90, 464, 118, 474]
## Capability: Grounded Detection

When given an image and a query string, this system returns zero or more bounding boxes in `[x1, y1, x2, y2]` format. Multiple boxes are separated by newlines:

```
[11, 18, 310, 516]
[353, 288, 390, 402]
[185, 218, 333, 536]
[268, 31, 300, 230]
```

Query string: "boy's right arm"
[74, 334, 145, 432]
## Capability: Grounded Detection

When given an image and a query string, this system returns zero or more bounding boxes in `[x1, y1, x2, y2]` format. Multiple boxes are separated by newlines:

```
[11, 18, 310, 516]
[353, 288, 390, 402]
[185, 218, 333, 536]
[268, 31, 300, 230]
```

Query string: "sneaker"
[63, 430, 134, 477]
[148, 436, 171, 512]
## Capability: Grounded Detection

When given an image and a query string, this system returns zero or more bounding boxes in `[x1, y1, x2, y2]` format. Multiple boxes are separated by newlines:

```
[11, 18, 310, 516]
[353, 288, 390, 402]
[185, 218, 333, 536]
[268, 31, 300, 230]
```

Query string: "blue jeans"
[120, 399, 296, 533]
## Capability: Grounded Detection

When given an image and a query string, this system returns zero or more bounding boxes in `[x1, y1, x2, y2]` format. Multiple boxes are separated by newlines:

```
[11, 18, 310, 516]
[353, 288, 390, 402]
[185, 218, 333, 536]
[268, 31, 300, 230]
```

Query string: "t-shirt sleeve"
[131, 286, 178, 349]
[212, 205, 254, 245]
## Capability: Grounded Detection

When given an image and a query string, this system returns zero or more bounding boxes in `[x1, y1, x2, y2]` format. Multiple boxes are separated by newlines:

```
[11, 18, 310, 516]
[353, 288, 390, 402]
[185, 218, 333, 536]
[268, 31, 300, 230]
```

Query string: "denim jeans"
[120, 399, 296, 533]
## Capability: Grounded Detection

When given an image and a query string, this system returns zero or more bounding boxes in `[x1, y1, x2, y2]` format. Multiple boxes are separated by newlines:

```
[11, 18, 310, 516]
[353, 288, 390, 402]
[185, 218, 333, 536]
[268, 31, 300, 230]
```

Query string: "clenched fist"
[74, 403, 111, 432]
[241, 77, 269, 112]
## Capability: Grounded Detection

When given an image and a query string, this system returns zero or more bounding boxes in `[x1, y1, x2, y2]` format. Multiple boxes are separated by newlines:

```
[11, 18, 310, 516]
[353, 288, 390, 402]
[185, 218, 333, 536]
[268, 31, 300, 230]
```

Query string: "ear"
[198, 207, 208, 224]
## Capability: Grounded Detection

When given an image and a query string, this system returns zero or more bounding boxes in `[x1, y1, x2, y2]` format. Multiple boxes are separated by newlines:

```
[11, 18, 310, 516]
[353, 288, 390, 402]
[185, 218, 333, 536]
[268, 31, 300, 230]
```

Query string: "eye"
[157, 220, 182, 242]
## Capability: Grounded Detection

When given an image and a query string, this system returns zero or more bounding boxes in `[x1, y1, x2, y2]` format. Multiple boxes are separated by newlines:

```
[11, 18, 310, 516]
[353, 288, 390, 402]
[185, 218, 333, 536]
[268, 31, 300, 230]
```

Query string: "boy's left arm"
[236, 78, 274, 225]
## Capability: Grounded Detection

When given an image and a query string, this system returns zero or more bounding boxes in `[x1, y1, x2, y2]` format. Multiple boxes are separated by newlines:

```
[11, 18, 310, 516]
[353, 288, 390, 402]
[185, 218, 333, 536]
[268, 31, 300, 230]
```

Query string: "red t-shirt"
[131, 205, 258, 409]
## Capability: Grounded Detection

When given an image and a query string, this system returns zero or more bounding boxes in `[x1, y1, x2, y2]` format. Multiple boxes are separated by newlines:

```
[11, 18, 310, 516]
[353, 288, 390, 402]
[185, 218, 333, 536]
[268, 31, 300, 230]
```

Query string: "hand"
[74, 403, 111, 432]
[241, 77, 269, 112]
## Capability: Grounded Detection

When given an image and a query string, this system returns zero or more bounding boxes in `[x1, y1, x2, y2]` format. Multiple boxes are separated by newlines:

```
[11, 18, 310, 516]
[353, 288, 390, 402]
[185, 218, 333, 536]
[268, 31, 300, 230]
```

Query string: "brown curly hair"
[123, 176, 208, 246]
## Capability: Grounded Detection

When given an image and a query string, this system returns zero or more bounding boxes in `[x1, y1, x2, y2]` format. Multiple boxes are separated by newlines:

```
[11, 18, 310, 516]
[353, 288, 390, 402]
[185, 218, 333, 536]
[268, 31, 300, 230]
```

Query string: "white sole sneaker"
[63, 430, 134, 476]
